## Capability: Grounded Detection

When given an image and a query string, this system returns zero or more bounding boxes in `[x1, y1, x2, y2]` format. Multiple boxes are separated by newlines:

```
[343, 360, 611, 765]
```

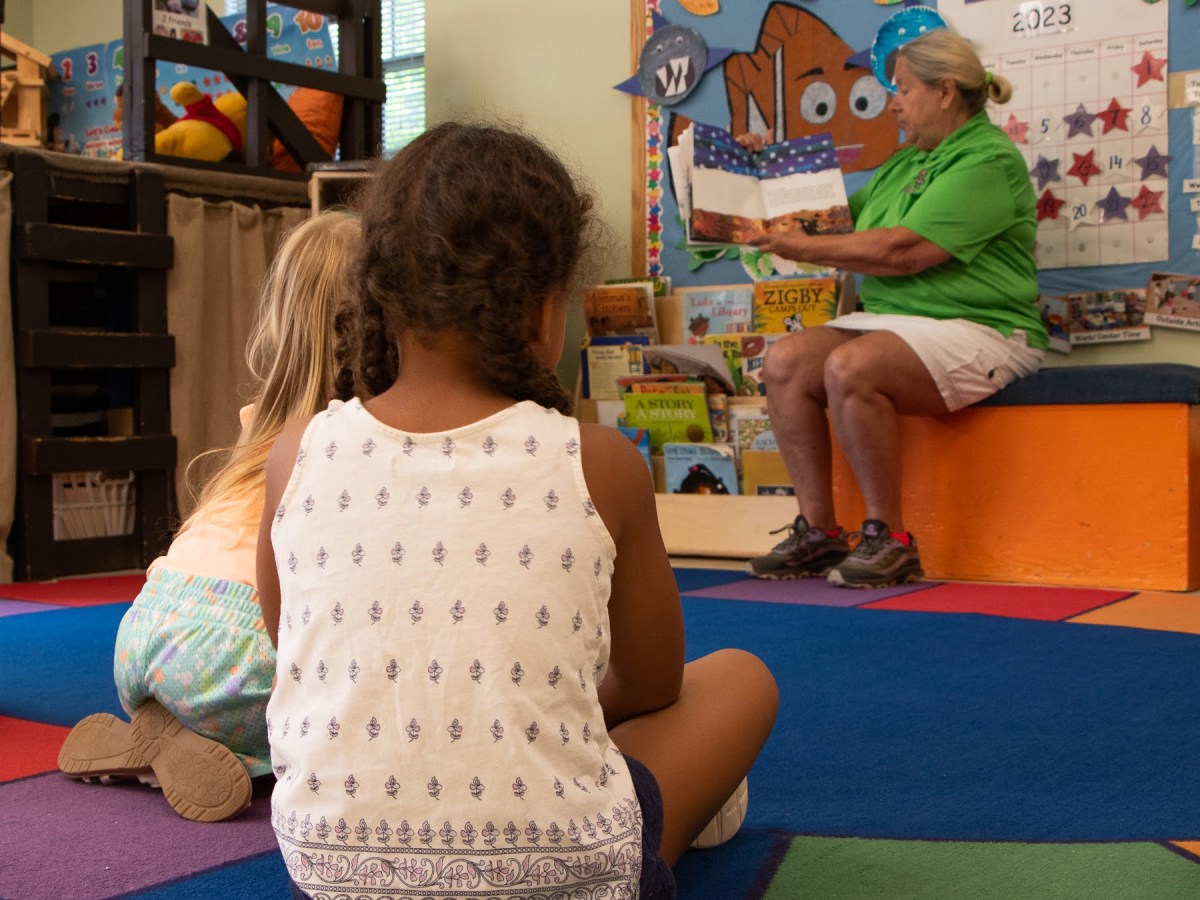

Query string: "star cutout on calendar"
[1002, 114, 1029, 144]
[1096, 186, 1131, 222]
[1130, 50, 1167, 88]
[1030, 155, 1062, 191]
[1130, 184, 1164, 220]
[1062, 103, 1097, 139]
[1096, 97, 1131, 135]
[1037, 188, 1066, 222]
[1133, 145, 1171, 180]
[1067, 150, 1102, 186]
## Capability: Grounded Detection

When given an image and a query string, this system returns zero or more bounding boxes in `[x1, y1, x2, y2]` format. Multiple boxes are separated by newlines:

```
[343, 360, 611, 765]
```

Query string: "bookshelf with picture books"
[570, 117, 862, 554]
[574, 273, 854, 520]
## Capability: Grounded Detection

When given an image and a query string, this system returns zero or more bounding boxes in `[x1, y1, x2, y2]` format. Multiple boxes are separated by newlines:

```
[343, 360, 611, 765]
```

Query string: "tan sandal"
[59, 699, 252, 823]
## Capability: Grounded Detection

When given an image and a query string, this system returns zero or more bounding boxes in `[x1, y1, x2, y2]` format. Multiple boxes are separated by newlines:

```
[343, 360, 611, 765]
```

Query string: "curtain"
[166, 195, 308, 517]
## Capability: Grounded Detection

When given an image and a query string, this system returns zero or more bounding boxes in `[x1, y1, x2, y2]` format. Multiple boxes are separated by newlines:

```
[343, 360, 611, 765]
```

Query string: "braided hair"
[353, 122, 599, 413]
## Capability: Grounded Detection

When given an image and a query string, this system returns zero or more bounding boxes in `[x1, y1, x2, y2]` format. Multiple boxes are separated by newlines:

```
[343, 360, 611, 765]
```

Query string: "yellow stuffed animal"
[154, 82, 248, 163]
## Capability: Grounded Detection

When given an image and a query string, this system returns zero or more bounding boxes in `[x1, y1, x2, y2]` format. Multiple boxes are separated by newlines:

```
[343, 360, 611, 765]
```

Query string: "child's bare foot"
[59, 699, 252, 822]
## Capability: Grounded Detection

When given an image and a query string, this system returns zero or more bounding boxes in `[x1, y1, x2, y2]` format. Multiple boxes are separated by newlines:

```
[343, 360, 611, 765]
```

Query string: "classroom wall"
[5, 0, 122, 54]
[2, 0, 35, 47]
[16, 1, 1197, 374]
[425, 1, 635, 390]
[4, 0, 243, 51]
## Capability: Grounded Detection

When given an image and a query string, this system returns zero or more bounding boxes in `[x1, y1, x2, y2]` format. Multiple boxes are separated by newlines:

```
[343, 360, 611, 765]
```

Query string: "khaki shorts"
[826, 312, 1044, 412]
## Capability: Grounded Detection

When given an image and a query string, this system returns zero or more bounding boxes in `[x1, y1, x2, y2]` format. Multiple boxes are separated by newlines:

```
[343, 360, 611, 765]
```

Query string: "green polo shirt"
[850, 111, 1047, 349]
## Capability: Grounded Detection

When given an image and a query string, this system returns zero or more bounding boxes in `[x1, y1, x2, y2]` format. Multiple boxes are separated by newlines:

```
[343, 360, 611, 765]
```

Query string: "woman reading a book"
[739, 27, 1047, 588]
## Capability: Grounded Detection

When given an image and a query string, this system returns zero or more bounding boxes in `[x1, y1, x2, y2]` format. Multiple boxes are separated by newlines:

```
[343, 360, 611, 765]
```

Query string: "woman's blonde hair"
[183, 210, 362, 528]
[899, 29, 1014, 115]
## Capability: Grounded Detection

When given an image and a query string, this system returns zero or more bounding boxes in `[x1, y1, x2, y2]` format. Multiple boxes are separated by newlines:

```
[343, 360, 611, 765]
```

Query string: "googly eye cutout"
[870, 5, 948, 94]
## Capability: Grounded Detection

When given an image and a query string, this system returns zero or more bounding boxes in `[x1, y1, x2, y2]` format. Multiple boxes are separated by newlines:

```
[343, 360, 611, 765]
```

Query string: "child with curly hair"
[258, 123, 778, 899]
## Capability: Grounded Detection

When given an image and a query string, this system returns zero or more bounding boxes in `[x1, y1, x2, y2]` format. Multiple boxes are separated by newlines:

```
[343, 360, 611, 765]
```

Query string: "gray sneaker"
[826, 519, 923, 588]
[748, 515, 850, 579]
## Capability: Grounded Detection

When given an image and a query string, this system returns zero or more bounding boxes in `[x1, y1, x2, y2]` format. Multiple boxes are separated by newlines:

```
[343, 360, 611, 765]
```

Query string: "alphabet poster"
[932, 0, 1169, 269]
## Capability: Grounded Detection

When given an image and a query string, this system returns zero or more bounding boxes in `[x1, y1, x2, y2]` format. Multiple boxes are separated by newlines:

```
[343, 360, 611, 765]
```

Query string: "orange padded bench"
[656, 364, 1200, 591]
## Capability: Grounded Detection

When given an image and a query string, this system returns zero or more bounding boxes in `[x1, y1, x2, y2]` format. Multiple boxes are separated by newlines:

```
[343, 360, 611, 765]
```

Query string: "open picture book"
[670, 122, 853, 246]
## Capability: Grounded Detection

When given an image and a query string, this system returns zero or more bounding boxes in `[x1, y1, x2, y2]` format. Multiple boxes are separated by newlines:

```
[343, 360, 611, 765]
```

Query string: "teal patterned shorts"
[113, 566, 276, 776]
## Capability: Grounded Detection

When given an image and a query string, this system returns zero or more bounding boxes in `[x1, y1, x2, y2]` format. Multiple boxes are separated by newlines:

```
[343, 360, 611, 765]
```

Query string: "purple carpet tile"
[683, 577, 939, 607]
[0, 772, 278, 899]
[0, 599, 65, 618]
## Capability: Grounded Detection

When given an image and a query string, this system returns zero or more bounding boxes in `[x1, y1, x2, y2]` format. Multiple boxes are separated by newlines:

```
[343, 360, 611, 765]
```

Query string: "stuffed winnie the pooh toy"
[154, 82, 248, 163]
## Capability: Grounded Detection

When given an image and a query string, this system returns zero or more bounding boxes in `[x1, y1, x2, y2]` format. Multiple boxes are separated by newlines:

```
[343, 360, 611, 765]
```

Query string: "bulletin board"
[629, 0, 1200, 297]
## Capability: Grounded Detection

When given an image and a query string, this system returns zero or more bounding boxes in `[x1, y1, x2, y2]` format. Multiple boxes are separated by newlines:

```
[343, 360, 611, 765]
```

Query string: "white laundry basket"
[52, 471, 136, 540]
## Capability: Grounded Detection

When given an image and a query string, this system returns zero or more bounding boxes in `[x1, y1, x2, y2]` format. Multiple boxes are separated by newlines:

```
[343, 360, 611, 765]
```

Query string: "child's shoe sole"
[58, 712, 153, 782]
[129, 699, 253, 822]
[59, 701, 252, 822]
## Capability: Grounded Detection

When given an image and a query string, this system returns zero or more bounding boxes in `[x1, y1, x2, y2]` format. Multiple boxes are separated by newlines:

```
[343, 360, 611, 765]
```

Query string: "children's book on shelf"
[742, 451, 794, 497]
[738, 334, 787, 396]
[583, 283, 658, 340]
[1065, 289, 1149, 344]
[662, 442, 739, 495]
[621, 391, 713, 453]
[677, 284, 754, 343]
[670, 121, 853, 246]
[615, 375, 729, 443]
[701, 334, 749, 393]
[615, 373, 702, 392]
[579, 335, 652, 401]
[606, 275, 672, 298]
[642, 343, 736, 395]
[706, 393, 729, 443]
[729, 403, 776, 458]
[1145, 273, 1200, 332]
[617, 426, 653, 474]
[753, 276, 841, 332]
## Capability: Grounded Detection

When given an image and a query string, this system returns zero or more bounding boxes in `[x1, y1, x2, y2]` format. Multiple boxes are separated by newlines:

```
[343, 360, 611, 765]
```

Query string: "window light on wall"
[222, 0, 424, 157]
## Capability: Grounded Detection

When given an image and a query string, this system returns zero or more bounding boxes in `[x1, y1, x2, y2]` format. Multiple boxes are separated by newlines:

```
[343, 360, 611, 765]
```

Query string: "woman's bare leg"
[762, 327, 858, 529]
[823, 331, 948, 530]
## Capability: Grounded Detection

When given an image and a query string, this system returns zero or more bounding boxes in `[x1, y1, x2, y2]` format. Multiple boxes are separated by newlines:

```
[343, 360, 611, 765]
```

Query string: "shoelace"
[845, 530, 888, 558]
[769, 520, 838, 554]
[767, 521, 805, 552]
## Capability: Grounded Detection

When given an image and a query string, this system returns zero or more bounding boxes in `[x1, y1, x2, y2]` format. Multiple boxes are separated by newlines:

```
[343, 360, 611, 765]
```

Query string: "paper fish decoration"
[615, 12, 735, 106]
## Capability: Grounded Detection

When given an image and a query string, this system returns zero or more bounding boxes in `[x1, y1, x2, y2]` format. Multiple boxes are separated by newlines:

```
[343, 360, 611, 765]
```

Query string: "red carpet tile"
[861, 581, 1133, 621]
[0, 574, 145, 607]
[0, 716, 71, 781]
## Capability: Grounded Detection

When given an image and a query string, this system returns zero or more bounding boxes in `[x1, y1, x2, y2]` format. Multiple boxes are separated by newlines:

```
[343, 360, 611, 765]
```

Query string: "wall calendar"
[940, 0, 1170, 269]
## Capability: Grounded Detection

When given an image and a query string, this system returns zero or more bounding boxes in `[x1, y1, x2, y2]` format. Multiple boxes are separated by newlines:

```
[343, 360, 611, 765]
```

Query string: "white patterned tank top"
[266, 399, 642, 899]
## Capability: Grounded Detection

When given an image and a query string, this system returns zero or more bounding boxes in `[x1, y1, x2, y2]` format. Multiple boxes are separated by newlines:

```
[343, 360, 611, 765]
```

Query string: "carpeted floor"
[2, 569, 1199, 898]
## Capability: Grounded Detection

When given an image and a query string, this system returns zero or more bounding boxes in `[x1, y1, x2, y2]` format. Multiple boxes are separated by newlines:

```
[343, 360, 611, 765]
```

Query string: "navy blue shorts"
[290, 753, 675, 899]
[626, 752, 678, 899]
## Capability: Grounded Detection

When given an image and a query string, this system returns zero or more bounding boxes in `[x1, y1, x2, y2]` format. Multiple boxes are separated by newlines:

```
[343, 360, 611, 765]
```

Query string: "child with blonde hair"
[258, 123, 778, 899]
[58, 211, 364, 822]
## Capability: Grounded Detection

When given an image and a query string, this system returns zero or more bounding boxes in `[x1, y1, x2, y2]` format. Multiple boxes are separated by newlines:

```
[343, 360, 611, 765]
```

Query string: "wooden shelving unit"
[123, 0, 385, 175]
[8, 150, 176, 580]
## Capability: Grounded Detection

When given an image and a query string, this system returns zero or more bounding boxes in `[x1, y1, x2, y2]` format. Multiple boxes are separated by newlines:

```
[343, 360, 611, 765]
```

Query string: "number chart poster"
[940, 0, 1170, 270]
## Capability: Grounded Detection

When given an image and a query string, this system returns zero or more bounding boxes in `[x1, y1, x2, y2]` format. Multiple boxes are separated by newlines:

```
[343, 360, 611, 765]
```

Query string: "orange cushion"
[270, 88, 344, 171]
